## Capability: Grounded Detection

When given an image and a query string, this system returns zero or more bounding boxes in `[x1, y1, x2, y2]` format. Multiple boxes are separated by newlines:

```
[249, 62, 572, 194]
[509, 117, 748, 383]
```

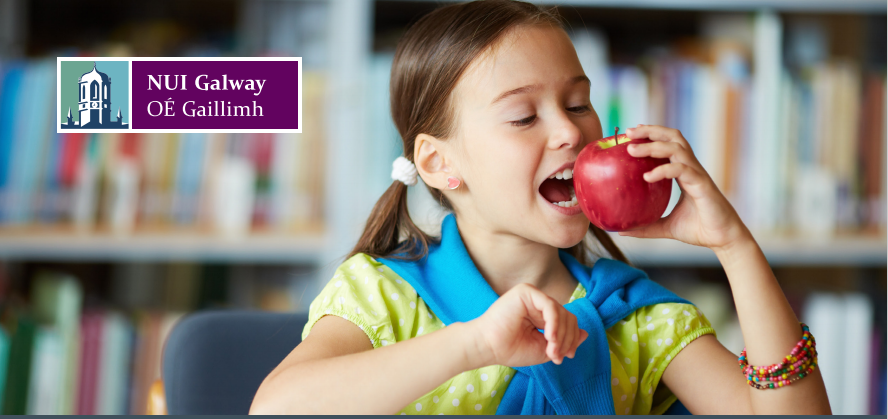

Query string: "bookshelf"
[0, 227, 881, 267]
[611, 233, 887, 267]
[0, 0, 884, 415]
[0, 229, 327, 263]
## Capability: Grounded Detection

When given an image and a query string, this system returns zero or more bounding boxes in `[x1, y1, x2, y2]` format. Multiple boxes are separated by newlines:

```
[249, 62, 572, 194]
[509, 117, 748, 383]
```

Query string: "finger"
[556, 308, 569, 362]
[563, 314, 578, 358]
[567, 329, 588, 358]
[522, 286, 551, 331]
[642, 162, 708, 188]
[626, 141, 697, 167]
[571, 316, 583, 356]
[557, 311, 573, 361]
[618, 216, 671, 239]
[531, 329, 550, 362]
[626, 125, 691, 149]
[531, 292, 560, 360]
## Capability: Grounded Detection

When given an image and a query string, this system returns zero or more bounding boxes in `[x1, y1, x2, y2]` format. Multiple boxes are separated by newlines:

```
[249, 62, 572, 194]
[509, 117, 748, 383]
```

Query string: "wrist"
[454, 320, 494, 370]
[711, 226, 760, 266]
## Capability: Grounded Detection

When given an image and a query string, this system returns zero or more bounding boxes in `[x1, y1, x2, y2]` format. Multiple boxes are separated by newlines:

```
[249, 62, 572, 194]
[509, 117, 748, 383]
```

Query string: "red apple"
[573, 132, 672, 231]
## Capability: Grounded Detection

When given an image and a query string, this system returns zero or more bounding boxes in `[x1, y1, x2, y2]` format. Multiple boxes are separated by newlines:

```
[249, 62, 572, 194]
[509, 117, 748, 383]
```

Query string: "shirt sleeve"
[301, 253, 438, 348]
[634, 302, 717, 414]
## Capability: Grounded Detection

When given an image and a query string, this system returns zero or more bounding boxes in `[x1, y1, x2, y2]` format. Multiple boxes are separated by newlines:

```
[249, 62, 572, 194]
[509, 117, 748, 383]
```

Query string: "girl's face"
[447, 24, 602, 248]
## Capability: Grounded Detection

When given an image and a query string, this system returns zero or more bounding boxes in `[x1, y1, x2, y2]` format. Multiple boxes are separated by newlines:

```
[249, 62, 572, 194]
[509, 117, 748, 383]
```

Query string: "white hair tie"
[391, 156, 418, 186]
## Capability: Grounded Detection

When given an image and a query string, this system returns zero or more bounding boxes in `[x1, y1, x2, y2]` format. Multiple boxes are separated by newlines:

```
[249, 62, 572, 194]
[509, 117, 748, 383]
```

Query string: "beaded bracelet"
[737, 323, 819, 390]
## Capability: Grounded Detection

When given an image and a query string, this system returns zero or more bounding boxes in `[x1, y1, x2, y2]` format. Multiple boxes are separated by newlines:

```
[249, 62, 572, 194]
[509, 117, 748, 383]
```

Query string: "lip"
[541, 193, 584, 216]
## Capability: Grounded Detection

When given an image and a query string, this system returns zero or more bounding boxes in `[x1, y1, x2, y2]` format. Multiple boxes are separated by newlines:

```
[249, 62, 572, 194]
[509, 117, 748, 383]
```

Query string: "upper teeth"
[549, 168, 573, 180]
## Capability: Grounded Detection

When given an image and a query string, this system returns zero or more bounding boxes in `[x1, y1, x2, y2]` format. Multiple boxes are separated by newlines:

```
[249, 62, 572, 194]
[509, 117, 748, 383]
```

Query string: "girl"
[250, 0, 830, 414]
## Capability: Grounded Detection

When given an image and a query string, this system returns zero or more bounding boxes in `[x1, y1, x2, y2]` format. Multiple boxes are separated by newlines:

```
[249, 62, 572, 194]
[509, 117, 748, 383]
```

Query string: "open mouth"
[539, 168, 578, 208]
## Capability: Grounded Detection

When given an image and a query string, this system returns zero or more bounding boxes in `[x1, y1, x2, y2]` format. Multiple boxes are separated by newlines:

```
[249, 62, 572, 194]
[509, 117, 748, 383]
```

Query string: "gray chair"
[161, 310, 309, 414]
[160, 309, 691, 414]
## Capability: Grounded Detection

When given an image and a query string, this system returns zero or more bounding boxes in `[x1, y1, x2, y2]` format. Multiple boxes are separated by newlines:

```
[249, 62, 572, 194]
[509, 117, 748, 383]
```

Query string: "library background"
[0, 0, 885, 415]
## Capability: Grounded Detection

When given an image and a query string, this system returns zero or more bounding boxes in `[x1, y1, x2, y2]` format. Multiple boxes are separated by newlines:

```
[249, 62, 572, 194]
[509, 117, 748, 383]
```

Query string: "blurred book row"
[0, 262, 317, 414]
[0, 59, 327, 238]
[0, 265, 882, 414]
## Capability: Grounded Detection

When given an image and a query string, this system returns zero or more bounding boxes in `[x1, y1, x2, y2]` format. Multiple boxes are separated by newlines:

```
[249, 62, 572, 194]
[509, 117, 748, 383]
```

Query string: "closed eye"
[510, 115, 536, 127]
[568, 105, 592, 114]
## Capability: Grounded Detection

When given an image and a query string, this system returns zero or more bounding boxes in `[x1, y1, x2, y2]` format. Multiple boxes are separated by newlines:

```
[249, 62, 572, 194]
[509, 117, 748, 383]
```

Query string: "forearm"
[249, 321, 487, 414]
[714, 229, 831, 414]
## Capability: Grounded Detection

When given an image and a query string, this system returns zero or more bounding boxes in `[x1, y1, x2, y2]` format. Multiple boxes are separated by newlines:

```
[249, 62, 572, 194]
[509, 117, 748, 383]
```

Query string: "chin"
[548, 219, 589, 249]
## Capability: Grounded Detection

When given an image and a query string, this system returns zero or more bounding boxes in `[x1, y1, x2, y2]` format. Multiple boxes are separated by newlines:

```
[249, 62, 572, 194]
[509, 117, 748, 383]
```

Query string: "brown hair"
[348, 0, 628, 266]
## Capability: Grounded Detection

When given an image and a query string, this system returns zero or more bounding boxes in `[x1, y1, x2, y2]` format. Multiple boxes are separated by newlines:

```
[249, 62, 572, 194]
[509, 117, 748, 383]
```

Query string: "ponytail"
[347, 179, 434, 261]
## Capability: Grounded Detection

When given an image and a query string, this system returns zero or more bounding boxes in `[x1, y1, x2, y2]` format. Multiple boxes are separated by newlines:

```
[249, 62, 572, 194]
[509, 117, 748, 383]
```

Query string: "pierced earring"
[447, 176, 461, 190]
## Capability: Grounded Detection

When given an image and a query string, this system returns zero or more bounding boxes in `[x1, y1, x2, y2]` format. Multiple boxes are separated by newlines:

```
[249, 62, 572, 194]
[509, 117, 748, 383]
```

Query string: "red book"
[251, 133, 274, 227]
[76, 309, 104, 415]
[60, 132, 88, 187]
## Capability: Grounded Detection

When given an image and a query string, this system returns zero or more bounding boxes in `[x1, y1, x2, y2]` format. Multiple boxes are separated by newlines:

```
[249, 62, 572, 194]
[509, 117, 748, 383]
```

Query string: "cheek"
[472, 141, 537, 197]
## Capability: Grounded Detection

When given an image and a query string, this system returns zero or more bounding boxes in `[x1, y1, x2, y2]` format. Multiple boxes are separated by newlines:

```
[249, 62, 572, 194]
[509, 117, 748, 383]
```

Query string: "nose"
[547, 111, 583, 150]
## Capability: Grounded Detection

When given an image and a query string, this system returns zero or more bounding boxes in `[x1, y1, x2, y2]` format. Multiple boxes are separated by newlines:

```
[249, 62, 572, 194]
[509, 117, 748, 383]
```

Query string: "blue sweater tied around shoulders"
[380, 213, 693, 415]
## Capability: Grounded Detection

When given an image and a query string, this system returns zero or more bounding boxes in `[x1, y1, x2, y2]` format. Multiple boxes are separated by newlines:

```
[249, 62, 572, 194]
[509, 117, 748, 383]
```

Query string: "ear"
[414, 133, 455, 190]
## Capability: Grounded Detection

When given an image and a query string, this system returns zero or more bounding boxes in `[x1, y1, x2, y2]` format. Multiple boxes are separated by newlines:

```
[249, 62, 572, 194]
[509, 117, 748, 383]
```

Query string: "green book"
[2, 315, 36, 415]
[0, 325, 11, 412]
[31, 272, 83, 415]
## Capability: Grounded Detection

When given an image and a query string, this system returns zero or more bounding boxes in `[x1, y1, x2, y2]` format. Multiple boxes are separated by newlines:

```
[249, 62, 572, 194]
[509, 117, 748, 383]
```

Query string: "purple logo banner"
[57, 57, 301, 133]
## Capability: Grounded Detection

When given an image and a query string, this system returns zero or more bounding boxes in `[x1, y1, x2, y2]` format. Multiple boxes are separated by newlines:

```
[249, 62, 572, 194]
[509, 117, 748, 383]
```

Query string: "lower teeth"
[546, 183, 577, 208]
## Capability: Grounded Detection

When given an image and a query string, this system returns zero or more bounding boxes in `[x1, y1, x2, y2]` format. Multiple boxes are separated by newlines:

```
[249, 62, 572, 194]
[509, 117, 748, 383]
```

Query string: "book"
[0, 325, 10, 412]
[842, 293, 874, 414]
[2, 314, 36, 415]
[803, 292, 846, 413]
[25, 326, 63, 414]
[75, 309, 103, 415]
[128, 310, 161, 414]
[0, 63, 25, 223]
[30, 272, 83, 414]
[96, 310, 133, 415]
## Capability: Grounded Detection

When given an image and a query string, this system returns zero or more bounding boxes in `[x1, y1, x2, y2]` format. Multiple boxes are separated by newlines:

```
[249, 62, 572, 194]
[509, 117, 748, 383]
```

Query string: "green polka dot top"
[302, 253, 717, 415]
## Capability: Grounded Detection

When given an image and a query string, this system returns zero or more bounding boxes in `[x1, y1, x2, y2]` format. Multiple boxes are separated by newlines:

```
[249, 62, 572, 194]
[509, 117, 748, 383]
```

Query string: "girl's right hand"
[465, 283, 588, 368]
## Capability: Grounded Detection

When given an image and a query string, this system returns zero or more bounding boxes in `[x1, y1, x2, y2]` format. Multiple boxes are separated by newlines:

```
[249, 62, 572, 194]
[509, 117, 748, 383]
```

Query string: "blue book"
[39, 129, 64, 223]
[9, 60, 54, 224]
[172, 133, 206, 225]
[0, 63, 25, 223]
[676, 61, 698, 151]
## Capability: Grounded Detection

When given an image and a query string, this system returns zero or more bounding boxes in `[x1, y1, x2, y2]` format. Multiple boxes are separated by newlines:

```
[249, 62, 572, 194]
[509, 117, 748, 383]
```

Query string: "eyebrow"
[490, 75, 591, 105]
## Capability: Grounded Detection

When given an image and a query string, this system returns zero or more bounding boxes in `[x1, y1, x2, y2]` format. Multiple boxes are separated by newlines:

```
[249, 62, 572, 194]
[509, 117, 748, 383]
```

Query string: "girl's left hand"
[619, 124, 749, 251]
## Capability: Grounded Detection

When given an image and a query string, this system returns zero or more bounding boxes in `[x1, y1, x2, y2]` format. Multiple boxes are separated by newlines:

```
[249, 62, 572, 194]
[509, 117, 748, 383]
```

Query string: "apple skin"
[573, 133, 672, 231]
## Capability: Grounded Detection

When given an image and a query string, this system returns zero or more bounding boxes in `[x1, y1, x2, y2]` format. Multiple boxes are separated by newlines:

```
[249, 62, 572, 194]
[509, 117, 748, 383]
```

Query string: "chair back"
[162, 310, 308, 414]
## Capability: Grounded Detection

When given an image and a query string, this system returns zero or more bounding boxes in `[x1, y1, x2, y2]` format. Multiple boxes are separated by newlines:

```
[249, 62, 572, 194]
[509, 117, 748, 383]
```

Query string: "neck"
[453, 213, 575, 300]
